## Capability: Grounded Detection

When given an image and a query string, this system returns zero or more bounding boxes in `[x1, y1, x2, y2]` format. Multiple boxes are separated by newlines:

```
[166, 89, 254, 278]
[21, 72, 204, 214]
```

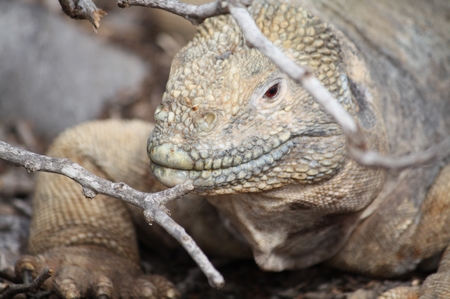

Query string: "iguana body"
[17, 0, 450, 298]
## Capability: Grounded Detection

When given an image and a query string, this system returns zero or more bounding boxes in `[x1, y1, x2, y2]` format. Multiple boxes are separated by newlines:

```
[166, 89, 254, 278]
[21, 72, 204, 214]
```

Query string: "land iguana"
[14, 0, 450, 298]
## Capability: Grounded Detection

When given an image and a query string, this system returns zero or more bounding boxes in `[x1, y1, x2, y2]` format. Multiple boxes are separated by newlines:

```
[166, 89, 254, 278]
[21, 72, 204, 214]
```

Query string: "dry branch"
[116, 0, 232, 25]
[58, 0, 251, 27]
[1, 268, 52, 299]
[226, 0, 450, 170]
[0, 141, 224, 289]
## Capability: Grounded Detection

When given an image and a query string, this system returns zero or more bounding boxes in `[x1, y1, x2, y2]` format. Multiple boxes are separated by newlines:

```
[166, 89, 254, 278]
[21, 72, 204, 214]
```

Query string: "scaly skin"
[16, 1, 450, 298]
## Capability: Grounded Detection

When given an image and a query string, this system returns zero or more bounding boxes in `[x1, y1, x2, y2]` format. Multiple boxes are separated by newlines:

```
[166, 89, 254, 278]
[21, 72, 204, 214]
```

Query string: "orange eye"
[264, 83, 280, 99]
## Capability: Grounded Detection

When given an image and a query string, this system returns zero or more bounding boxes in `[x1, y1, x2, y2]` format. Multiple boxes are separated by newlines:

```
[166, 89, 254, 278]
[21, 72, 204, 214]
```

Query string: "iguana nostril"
[204, 112, 216, 125]
[195, 111, 217, 132]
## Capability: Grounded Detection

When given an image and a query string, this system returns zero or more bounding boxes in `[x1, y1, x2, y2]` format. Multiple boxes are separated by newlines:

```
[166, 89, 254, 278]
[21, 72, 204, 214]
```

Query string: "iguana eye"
[251, 77, 287, 109]
[264, 83, 280, 99]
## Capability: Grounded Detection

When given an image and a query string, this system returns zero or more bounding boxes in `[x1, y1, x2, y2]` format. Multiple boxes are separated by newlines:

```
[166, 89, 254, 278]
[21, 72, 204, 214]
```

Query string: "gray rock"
[0, 1, 147, 139]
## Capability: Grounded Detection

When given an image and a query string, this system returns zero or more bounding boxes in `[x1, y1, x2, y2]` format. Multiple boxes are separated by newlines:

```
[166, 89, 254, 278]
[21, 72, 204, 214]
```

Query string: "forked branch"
[1, 268, 52, 299]
[0, 141, 224, 289]
[58, 0, 251, 28]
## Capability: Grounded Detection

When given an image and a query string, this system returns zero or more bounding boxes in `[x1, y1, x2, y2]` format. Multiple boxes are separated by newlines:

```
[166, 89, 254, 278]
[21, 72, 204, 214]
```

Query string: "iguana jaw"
[149, 139, 294, 192]
[149, 133, 346, 195]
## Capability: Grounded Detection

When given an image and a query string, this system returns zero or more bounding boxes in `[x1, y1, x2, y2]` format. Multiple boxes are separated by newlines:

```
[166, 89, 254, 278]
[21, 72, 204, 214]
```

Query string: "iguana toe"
[15, 254, 50, 287]
[53, 265, 90, 299]
[93, 275, 114, 298]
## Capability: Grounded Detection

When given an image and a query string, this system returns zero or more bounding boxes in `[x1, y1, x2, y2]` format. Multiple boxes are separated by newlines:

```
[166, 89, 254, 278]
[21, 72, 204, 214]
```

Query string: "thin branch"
[228, 1, 363, 146]
[226, 0, 450, 169]
[146, 208, 224, 288]
[0, 141, 224, 289]
[1, 268, 52, 299]
[0, 141, 186, 209]
[348, 136, 450, 171]
[117, 0, 232, 25]
[58, 0, 251, 27]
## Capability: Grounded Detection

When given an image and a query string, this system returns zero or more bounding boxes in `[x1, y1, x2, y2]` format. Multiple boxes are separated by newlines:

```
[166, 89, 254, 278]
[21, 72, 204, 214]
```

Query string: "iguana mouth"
[149, 135, 347, 196]
[149, 139, 294, 192]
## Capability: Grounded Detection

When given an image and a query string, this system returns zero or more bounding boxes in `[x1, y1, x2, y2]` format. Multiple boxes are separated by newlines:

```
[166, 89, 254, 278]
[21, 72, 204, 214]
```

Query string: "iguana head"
[148, 1, 368, 195]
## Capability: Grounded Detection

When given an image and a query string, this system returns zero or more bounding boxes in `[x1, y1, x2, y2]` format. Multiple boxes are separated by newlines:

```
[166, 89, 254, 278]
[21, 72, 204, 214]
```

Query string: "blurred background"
[0, 0, 208, 142]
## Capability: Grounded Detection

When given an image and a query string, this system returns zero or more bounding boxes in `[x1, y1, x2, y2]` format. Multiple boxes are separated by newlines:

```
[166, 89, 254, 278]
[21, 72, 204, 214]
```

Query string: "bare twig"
[58, 0, 251, 27]
[0, 141, 184, 209]
[1, 268, 52, 299]
[348, 136, 450, 171]
[226, 0, 450, 169]
[116, 0, 233, 25]
[0, 141, 224, 289]
[146, 208, 224, 287]
[227, 1, 363, 148]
